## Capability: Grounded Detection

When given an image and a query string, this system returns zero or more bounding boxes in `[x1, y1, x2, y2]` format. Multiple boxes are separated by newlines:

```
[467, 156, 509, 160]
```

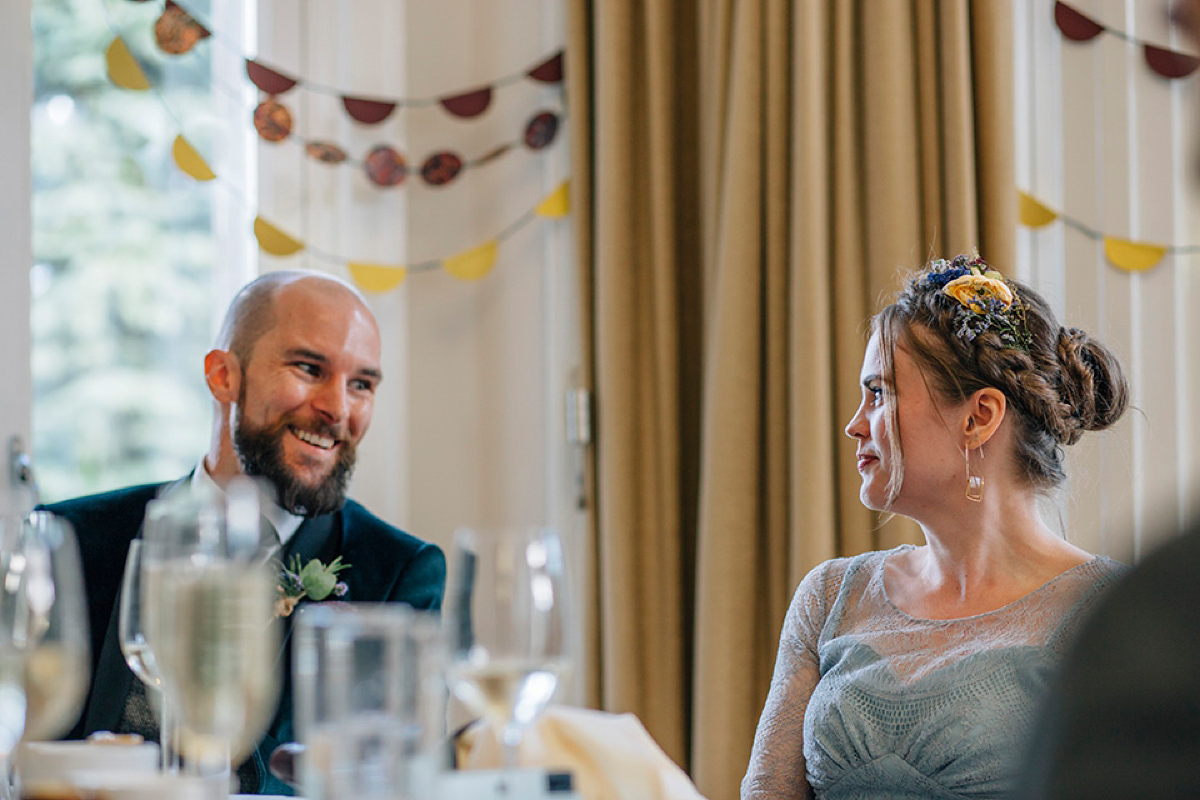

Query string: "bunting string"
[1018, 190, 1200, 272]
[103, 0, 571, 293]
[250, 104, 562, 188]
[120, 0, 565, 121]
[1055, 0, 1200, 79]
[255, 182, 571, 292]
[106, 5, 566, 187]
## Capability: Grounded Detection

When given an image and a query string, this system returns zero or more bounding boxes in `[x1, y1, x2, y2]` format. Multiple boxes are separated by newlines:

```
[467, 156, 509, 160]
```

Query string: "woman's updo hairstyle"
[873, 253, 1129, 492]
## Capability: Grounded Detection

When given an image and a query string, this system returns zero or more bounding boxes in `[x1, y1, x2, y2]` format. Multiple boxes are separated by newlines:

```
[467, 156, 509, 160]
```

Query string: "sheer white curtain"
[252, 0, 585, 668]
[1015, 0, 1200, 562]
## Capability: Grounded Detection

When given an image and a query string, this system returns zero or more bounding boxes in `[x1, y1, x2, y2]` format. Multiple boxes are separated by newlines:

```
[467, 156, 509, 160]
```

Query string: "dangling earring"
[965, 438, 984, 502]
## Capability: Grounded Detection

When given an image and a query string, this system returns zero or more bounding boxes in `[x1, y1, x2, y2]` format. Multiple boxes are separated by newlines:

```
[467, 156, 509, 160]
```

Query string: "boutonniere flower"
[275, 555, 349, 618]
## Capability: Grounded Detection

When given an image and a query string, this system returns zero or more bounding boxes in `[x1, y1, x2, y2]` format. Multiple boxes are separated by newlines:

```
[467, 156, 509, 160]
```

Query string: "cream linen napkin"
[456, 705, 708, 800]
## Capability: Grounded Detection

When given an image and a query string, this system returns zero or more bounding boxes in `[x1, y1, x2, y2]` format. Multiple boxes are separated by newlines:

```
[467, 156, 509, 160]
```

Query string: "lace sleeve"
[741, 560, 840, 800]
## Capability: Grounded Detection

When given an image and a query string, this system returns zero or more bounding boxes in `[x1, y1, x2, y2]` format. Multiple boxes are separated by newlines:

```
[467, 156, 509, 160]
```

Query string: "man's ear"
[964, 387, 1006, 449]
[204, 349, 241, 404]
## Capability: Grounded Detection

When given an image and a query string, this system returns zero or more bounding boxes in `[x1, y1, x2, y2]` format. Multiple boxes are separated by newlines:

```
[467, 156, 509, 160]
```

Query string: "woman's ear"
[964, 387, 1007, 448]
[203, 349, 241, 404]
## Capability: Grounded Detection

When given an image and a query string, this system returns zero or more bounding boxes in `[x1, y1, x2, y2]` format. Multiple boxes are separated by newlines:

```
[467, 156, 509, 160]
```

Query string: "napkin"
[456, 705, 708, 800]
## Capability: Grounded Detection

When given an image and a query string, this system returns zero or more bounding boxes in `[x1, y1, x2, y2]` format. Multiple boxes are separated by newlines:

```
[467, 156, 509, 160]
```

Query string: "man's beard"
[232, 408, 355, 518]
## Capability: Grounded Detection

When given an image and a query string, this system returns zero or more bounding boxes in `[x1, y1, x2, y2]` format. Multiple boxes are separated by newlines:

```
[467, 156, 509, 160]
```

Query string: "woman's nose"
[845, 403, 867, 439]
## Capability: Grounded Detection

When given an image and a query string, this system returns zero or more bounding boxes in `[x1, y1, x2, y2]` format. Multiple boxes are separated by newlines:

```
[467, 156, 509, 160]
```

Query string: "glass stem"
[158, 687, 180, 774]
[501, 722, 522, 770]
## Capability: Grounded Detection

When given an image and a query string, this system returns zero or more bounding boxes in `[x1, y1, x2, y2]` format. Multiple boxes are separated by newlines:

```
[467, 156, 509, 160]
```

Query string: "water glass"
[294, 603, 442, 800]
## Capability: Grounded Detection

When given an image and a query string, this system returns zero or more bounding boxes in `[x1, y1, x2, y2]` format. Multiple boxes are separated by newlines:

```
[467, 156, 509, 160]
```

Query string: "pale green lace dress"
[741, 546, 1126, 800]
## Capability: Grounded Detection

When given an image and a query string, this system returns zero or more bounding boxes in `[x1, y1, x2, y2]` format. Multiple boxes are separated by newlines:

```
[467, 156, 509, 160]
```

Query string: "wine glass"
[444, 527, 571, 768]
[119, 539, 179, 772]
[0, 513, 33, 763]
[0, 512, 89, 800]
[141, 480, 281, 783]
[17, 512, 90, 744]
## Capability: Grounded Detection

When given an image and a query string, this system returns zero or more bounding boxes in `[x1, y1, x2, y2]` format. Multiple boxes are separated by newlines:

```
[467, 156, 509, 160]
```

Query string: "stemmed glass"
[444, 527, 571, 768]
[17, 512, 90, 744]
[119, 539, 179, 772]
[0, 511, 89, 799]
[141, 480, 281, 785]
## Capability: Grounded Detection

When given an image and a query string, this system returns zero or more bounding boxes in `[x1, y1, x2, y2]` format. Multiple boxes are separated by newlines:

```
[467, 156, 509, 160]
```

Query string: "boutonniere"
[275, 555, 350, 618]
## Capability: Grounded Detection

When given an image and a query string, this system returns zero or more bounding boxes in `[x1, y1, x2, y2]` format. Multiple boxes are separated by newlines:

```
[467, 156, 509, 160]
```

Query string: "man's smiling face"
[230, 279, 382, 516]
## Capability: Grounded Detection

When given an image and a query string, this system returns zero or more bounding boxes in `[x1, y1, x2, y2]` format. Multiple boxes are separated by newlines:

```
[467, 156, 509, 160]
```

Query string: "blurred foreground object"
[457, 705, 708, 800]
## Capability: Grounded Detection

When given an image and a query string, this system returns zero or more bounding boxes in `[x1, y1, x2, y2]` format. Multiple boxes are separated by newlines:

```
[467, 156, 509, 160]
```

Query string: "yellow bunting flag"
[535, 182, 569, 218]
[348, 262, 408, 293]
[172, 135, 216, 181]
[253, 217, 305, 257]
[1103, 237, 1167, 272]
[444, 241, 498, 281]
[106, 37, 150, 91]
[1018, 192, 1058, 228]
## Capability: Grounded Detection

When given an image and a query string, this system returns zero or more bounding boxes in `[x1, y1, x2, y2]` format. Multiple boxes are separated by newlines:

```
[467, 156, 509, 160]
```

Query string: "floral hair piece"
[920, 252, 1032, 351]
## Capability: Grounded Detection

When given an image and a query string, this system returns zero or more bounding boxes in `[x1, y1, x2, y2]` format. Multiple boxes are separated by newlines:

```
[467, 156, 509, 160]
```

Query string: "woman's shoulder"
[1054, 553, 1131, 600]
[798, 546, 898, 589]
[791, 546, 908, 618]
[1040, 553, 1132, 651]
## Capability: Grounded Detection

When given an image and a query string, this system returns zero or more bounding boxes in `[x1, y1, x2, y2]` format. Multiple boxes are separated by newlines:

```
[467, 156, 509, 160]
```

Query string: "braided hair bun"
[873, 254, 1129, 490]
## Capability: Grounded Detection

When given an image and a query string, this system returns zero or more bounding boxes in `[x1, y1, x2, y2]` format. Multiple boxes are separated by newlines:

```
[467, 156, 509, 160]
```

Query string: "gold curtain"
[567, 1, 1014, 797]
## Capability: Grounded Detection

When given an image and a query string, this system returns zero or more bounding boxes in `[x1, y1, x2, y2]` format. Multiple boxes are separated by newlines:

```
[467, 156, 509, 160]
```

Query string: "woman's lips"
[856, 454, 878, 472]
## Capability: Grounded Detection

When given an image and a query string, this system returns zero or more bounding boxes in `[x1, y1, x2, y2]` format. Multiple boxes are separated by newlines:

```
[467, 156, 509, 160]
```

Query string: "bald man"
[44, 271, 445, 795]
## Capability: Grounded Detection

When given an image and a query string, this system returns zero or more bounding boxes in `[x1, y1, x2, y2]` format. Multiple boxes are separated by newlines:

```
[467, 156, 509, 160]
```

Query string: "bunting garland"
[1054, 1, 1200, 79]
[103, 0, 571, 293]
[106, 16, 565, 187]
[107, 38, 564, 190]
[255, 182, 571, 292]
[121, 0, 565, 121]
[1018, 191, 1200, 271]
[250, 106, 562, 188]
[245, 51, 564, 122]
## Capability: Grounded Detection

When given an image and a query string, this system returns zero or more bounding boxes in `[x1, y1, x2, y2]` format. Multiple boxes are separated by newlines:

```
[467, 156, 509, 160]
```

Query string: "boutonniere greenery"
[275, 555, 350, 618]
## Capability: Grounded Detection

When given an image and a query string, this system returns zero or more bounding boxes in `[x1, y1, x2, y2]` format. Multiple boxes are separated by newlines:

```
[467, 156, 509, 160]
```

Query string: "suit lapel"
[266, 510, 340, 732]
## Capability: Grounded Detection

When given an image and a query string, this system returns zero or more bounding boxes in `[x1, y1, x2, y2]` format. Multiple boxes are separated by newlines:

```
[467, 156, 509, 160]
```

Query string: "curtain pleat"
[567, 2, 1015, 797]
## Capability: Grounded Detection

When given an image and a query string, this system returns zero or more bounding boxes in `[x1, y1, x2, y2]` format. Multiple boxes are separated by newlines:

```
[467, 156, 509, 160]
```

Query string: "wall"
[1016, 0, 1200, 561]
[0, 0, 31, 514]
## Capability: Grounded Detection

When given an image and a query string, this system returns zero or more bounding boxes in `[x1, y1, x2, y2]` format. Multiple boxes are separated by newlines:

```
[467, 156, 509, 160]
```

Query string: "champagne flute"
[18, 512, 90, 744]
[0, 514, 32, 762]
[142, 481, 281, 784]
[444, 527, 571, 768]
[0, 512, 89, 800]
[119, 539, 179, 772]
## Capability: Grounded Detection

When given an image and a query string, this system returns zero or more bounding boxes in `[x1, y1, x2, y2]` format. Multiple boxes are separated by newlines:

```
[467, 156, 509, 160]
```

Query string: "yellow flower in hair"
[942, 274, 1014, 313]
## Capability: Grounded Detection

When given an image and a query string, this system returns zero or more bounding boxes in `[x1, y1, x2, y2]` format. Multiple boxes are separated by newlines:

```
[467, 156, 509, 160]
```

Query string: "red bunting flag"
[1055, 0, 1200, 79]
[246, 61, 297, 95]
[1054, 1, 1104, 41]
[341, 97, 399, 125]
[1143, 44, 1200, 79]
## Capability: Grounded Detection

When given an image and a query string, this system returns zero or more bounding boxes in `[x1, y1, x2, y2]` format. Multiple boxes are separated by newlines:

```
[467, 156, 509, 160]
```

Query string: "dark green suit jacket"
[43, 481, 446, 795]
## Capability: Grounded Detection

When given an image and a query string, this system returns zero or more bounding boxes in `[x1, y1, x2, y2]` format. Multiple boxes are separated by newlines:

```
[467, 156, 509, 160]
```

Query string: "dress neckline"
[877, 544, 1106, 623]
